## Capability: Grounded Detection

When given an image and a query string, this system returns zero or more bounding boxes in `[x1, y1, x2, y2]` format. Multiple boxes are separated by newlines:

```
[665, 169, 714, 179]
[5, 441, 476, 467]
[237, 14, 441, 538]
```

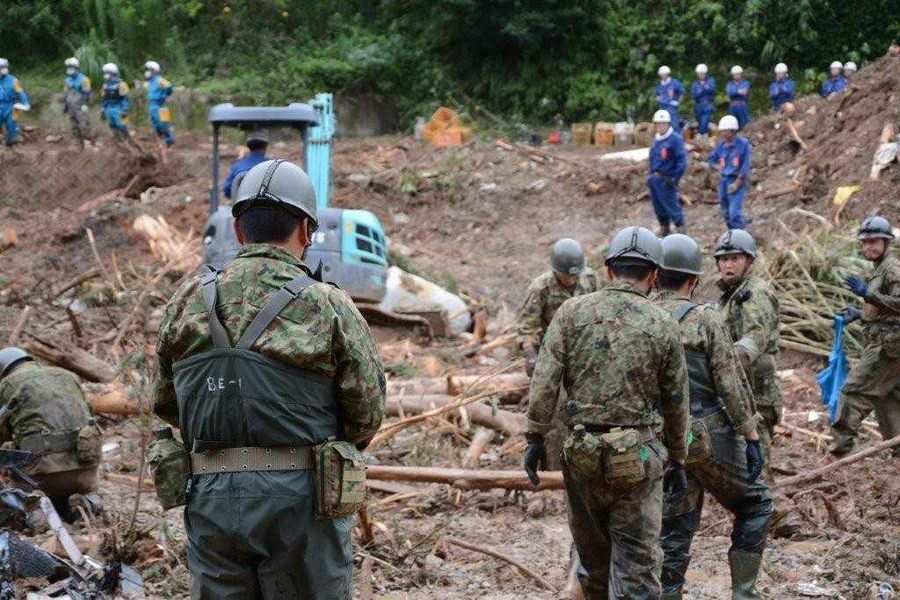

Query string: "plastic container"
[633, 122, 654, 147]
[571, 123, 593, 146]
[593, 122, 615, 146]
[613, 122, 634, 145]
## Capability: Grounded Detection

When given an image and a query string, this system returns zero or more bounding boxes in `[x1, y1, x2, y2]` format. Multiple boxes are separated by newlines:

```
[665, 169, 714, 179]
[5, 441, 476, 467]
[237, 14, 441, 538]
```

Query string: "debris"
[599, 148, 650, 163]
[348, 173, 372, 189]
[776, 433, 900, 489]
[443, 536, 554, 591]
[462, 428, 496, 467]
[387, 395, 524, 437]
[421, 107, 471, 148]
[794, 582, 839, 597]
[366, 465, 563, 491]
[831, 185, 861, 225]
[22, 334, 116, 383]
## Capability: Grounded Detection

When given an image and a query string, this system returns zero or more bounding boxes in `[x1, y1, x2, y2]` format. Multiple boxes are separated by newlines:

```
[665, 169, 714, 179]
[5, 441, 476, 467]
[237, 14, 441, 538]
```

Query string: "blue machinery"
[202, 94, 389, 302]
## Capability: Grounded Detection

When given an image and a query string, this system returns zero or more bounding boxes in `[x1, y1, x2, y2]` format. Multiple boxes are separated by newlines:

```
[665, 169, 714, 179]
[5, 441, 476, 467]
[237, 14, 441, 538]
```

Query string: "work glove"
[523, 433, 547, 486]
[663, 461, 687, 502]
[843, 276, 868, 298]
[745, 440, 763, 482]
[12, 103, 29, 112]
[837, 307, 861, 323]
[733, 288, 752, 304]
[524, 346, 539, 378]
[81, 104, 89, 113]
[727, 178, 742, 195]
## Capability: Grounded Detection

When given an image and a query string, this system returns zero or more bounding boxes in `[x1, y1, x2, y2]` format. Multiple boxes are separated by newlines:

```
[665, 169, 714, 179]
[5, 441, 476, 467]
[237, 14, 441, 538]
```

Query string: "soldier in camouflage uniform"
[830, 216, 900, 456]
[151, 159, 385, 599]
[654, 234, 773, 600]
[525, 226, 690, 599]
[0, 348, 101, 517]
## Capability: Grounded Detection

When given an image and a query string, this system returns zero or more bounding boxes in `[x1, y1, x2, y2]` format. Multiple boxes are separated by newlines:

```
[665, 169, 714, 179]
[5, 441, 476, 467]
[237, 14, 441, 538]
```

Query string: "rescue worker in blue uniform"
[144, 61, 174, 148]
[690, 63, 715, 141]
[0, 58, 30, 148]
[100, 63, 131, 140]
[706, 115, 751, 230]
[63, 57, 93, 148]
[224, 131, 271, 199]
[843, 61, 858, 79]
[648, 109, 688, 236]
[726, 66, 751, 130]
[821, 61, 847, 97]
[768, 63, 794, 114]
[656, 66, 686, 130]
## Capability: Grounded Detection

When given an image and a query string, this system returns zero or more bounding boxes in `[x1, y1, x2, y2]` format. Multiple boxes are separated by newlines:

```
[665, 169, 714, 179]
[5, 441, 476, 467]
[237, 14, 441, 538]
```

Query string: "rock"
[526, 496, 546, 518]
[348, 173, 372, 189]
[479, 183, 498, 192]
[45, 135, 63, 143]
[424, 553, 444, 571]
[393, 212, 410, 226]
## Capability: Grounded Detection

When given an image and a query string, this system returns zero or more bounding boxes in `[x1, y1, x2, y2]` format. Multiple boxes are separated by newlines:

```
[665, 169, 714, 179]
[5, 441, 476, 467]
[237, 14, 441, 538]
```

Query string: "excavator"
[201, 94, 461, 337]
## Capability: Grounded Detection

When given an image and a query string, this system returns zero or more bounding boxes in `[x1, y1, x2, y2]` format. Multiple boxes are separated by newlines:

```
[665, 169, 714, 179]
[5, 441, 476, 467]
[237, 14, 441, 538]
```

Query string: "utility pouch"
[146, 429, 190, 510]
[599, 427, 647, 487]
[562, 428, 604, 480]
[76, 423, 102, 465]
[686, 419, 712, 466]
[313, 440, 366, 520]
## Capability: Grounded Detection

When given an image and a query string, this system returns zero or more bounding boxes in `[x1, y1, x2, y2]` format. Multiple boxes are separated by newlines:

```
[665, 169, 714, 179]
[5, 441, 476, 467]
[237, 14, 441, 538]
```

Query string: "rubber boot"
[677, 225, 687, 234]
[658, 221, 671, 237]
[729, 550, 763, 600]
[827, 431, 855, 456]
[661, 590, 684, 600]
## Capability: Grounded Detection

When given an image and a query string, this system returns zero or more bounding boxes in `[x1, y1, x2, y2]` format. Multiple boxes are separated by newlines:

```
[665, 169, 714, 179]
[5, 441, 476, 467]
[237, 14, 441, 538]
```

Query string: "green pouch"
[686, 419, 712, 465]
[313, 440, 366, 520]
[146, 436, 190, 510]
[599, 427, 646, 487]
[76, 424, 102, 465]
[562, 430, 604, 480]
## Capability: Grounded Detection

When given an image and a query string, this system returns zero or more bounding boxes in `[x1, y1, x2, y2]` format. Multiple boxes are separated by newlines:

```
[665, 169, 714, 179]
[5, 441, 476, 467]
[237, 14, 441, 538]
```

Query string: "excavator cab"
[202, 94, 388, 302]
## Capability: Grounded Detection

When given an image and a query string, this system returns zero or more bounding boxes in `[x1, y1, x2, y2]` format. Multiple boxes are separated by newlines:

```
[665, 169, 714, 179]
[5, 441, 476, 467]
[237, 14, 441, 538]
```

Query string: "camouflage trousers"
[660, 423, 773, 595]
[831, 345, 900, 453]
[564, 438, 667, 600]
[755, 405, 779, 486]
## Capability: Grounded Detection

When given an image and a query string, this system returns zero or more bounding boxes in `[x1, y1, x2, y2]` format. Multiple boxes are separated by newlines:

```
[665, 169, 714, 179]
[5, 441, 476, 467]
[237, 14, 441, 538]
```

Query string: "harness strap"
[200, 265, 231, 348]
[673, 301, 699, 322]
[236, 274, 316, 349]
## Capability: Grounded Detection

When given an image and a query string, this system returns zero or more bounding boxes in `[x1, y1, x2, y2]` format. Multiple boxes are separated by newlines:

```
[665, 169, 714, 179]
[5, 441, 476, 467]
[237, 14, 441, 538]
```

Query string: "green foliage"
[4, 0, 899, 126]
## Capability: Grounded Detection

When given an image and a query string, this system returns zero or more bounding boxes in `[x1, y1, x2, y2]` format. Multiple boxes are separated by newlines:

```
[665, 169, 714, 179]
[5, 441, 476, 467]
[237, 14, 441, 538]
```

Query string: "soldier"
[830, 216, 900, 456]
[525, 226, 690, 599]
[0, 348, 102, 518]
[63, 58, 93, 149]
[151, 159, 385, 598]
[655, 234, 772, 600]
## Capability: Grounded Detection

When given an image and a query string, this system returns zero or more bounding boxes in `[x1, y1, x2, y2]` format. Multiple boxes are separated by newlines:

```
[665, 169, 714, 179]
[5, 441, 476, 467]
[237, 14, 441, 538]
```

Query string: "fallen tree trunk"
[24, 335, 116, 383]
[366, 465, 564, 491]
[387, 372, 529, 400]
[775, 434, 900, 489]
[462, 428, 496, 468]
[88, 386, 141, 416]
[386, 395, 525, 438]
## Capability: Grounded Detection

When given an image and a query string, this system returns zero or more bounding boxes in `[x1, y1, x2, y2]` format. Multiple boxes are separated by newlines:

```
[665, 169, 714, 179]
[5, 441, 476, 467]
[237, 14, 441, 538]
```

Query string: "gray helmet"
[857, 216, 894, 241]
[0, 347, 32, 378]
[233, 159, 318, 230]
[245, 130, 269, 146]
[714, 229, 757, 258]
[660, 234, 702, 275]
[550, 238, 585, 275]
[605, 226, 662, 266]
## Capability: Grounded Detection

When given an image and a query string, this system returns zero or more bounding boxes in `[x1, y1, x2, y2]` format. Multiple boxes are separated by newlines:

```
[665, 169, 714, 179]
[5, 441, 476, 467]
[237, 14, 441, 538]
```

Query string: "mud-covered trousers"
[185, 470, 353, 600]
[565, 438, 667, 600]
[831, 344, 900, 451]
[660, 423, 773, 594]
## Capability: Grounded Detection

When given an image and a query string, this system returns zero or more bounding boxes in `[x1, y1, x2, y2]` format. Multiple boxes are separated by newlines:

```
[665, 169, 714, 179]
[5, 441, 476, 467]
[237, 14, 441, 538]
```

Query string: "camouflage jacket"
[517, 268, 601, 349]
[0, 362, 94, 474]
[152, 244, 386, 449]
[527, 280, 690, 462]
[716, 268, 782, 410]
[860, 252, 900, 350]
[655, 291, 758, 435]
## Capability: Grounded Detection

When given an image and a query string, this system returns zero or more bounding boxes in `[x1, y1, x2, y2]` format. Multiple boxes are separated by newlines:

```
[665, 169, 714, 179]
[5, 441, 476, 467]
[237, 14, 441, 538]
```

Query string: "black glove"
[523, 433, 547, 486]
[745, 440, 763, 482]
[837, 307, 861, 323]
[663, 461, 687, 502]
[524, 346, 538, 377]
[733, 288, 752, 304]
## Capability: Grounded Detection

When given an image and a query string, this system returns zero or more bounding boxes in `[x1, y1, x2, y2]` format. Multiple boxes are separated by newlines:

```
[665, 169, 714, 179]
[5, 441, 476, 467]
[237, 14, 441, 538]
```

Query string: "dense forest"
[3, 0, 899, 126]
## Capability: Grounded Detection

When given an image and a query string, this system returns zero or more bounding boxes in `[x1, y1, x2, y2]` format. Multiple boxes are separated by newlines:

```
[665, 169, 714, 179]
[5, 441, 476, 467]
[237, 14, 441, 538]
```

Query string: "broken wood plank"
[24, 334, 116, 383]
[387, 394, 524, 438]
[88, 385, 141, 415]
[462, 427, 496, 467]
[366, 465, 563, 491]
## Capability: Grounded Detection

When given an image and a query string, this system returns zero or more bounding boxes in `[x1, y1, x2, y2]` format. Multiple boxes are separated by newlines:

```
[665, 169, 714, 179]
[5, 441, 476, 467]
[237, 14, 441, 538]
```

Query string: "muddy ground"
[0, 54, 898, 599]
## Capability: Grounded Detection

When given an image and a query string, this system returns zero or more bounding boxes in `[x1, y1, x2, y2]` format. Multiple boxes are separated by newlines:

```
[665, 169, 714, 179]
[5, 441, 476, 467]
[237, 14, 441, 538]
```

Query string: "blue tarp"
[816, 315, 849, 423]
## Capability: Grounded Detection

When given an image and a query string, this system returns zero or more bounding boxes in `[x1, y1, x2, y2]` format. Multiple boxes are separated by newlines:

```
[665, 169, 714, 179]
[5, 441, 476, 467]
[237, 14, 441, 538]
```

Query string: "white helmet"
[718, 115, 739, 131]
[144, 60, 161, 73]
[658, 65, 671, 77]
[102, 63, 119, 76]
[829, 60, 843, 70]
[844, 61, 857, 73]
[695, 63, 708, 75]
[774, 62, 788, 74]
[0, 58, 8, 69]
[731, 65, 743, 76]
[65, 57, 80, 69]
[652, 109, 672, 124]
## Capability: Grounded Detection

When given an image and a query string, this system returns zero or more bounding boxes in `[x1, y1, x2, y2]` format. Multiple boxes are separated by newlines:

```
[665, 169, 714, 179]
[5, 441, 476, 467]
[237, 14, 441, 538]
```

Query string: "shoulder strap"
[235, 273, 316, 350]
[673, 301, 699, 322]
[200, 266, 231, 348]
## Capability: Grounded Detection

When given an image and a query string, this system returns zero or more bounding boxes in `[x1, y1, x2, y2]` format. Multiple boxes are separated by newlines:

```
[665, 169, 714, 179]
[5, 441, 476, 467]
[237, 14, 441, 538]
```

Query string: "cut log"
[88, 386, 141, 415]
[785, 118, 808, 151]
[386, 395, 525, 438]
[387, 372, 529, 400]
[23, 335, 116, 383]
[462, 428, 496, 467]
[775, 434, 900, 489]
[366, 465, 564, 491]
